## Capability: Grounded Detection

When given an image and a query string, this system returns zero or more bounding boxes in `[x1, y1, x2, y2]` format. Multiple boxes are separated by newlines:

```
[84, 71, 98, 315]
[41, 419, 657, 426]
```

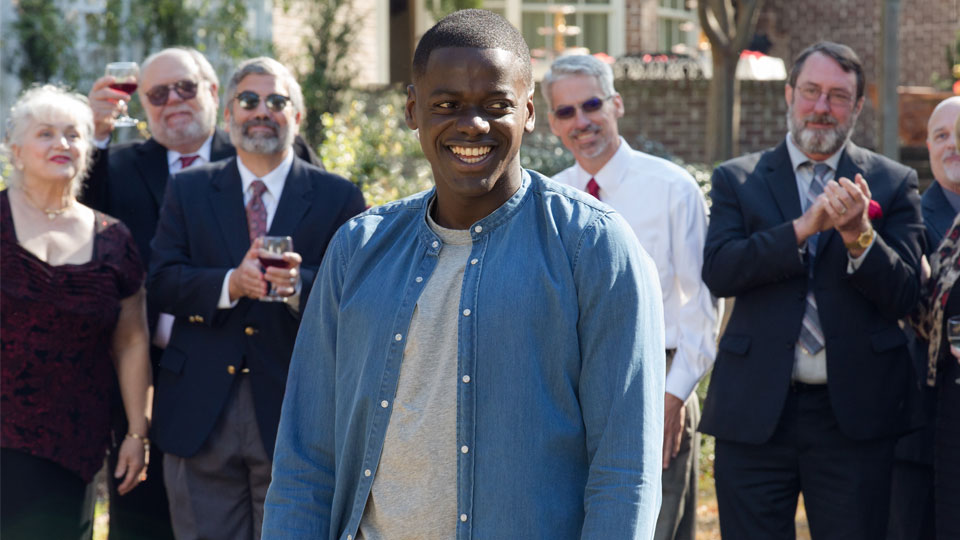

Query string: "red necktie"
[246, 180, 268, 244]
[586, 177, 601, 200]
[180, 155, 200, 168]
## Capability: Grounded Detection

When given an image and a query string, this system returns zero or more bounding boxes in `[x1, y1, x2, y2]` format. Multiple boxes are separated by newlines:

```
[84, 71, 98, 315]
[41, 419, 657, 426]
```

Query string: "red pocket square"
[868, 200, 883, 220]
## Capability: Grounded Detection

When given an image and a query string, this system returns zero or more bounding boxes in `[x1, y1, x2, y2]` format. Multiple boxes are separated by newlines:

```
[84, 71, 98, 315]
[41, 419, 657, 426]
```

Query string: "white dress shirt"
[553, 138, 720, 401]
[218, 150, 297, 309]
[167, 136, 214, 172]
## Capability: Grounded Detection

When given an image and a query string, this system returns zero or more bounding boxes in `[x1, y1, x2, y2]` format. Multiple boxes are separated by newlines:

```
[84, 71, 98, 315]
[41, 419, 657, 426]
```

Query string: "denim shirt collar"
[416, 169, 534, 254]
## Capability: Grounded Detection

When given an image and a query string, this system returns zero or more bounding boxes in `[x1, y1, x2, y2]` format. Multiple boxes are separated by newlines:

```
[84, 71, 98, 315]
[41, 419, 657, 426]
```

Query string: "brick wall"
[899, 0, 959, 88]
[533, 79, 792, 164]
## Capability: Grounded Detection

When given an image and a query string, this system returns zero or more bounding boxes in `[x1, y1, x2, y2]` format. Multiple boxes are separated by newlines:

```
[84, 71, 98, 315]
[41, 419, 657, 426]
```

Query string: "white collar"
[236, 149, 295, 196]
[166, 135, 214, 169]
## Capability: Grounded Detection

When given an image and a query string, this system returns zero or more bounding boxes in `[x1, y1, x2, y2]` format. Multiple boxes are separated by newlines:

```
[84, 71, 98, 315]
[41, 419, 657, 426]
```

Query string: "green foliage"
[427, 0, 484, 21]
[8, 0, 81, 86]
[296, 0, 361, 147]
[932, 29, 960, 91]
[318, 92, 433, 207]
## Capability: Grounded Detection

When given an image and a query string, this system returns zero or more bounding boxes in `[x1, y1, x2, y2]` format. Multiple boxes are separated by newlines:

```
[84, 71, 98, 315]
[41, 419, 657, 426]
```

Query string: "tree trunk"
[707, 51, 740, 164]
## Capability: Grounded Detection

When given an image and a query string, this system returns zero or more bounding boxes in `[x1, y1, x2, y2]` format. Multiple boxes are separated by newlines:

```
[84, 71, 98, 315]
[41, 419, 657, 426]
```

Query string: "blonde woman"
[1, 85, 151, 539]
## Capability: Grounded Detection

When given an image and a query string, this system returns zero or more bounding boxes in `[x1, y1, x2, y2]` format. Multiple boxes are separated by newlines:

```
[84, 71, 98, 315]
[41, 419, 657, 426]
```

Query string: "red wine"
[110, 82, 138, 95]
[259, 254, 290, 269]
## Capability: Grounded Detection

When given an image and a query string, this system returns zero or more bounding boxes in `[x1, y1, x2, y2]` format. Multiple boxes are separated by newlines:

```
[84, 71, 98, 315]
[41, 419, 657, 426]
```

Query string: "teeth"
[449, 146, 492, 163]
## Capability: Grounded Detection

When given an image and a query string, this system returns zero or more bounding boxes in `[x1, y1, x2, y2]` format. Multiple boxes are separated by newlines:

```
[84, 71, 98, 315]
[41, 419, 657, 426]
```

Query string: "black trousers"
[0, 448, 96, 540]
[715, 384, 896, 540]
[935, 359, 960, 540]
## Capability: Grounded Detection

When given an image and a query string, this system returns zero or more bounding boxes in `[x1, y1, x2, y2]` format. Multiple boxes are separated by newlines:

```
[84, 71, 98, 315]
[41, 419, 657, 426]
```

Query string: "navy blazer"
[147, 156, 365, 458]
[700, 141, 925, 444]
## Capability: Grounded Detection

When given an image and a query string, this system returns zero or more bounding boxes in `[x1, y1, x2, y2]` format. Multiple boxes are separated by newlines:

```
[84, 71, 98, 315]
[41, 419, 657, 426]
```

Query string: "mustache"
[569, 123, 601, 138]
[242, 118, 280, 134]
[802, 113, 838, 126]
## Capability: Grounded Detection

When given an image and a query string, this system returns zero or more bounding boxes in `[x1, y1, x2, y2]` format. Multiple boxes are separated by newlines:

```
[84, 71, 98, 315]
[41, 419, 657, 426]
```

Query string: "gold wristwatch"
[844, 226, 874, 250]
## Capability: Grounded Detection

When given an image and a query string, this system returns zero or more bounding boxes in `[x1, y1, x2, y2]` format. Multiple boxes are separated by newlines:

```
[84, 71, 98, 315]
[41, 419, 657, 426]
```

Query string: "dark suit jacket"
[922, 181, 956, 253]
[146, 157, 365, 458]
[82, 129, 321, 330]
[699, 141, 925, 444]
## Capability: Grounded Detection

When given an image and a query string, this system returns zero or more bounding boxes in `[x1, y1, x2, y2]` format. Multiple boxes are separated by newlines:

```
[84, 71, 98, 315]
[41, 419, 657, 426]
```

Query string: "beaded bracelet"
[126, 432, 150, 446]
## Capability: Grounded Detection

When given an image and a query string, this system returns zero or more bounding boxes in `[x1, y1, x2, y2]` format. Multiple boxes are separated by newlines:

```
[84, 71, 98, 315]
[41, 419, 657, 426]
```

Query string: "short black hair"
[412, 9, 532, 90]
[788, 41, 865, 100]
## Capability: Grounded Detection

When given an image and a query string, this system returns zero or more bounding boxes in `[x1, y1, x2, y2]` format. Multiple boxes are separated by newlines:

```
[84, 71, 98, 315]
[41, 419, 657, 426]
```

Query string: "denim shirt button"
[470, 258, 478, 265]
[460, 514, 468, 522]
[415, 276, 423, 283]
[460, 445, 469, 454]
[462, 375, 470, 383]
[462, 308, 471, 317]
[474, 225, 482, 233]
[381, 400, 389, 408]
[394, 333, 402, 341]
[432, 241, 439, 248]
[364, 469, 371, 477]
[347, 536, 352, 540]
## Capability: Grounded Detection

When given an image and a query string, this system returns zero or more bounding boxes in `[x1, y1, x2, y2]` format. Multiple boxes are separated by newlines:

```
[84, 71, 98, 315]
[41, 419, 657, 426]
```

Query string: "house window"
[487, 0, 625, 58]
[657, 0, 698, 54]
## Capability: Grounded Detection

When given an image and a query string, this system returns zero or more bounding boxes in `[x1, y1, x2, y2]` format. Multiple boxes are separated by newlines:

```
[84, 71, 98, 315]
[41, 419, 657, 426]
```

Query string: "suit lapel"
[133, 138, 171, 208]
[210, 158, 250, 265]
[925, 182, 956, 246]
[268, 158, 313, 237]
[764, 142, 803, 222]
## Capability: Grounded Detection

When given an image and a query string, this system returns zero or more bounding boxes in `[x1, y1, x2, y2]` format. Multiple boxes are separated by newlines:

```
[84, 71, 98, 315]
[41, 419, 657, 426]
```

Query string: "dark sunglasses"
[234, 91, 291, 113]
[145, 80, 199, 106]
[552, 95, 614, 120]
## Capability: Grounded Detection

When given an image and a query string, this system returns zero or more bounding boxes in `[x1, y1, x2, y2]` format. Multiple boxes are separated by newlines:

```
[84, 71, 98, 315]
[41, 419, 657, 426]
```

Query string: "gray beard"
[151, 106, 217, 148]
[786, 108, 858, 157]
[230, 119, 294, 155]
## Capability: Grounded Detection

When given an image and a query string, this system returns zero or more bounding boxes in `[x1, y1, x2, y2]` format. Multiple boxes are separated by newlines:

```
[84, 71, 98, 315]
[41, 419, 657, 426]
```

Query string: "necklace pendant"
[47, 212, 58, 221]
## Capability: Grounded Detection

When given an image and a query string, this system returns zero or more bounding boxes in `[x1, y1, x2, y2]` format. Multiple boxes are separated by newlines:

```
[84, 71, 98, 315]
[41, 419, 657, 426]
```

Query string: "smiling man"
[544, 54, 719, 540]
[147, 57, 364, 540]
[263, 9, 665, 540]
[700, 42, 925, 538]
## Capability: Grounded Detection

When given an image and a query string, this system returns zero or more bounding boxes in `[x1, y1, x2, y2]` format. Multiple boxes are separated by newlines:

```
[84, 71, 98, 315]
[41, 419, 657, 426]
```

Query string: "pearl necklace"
[20, 188, 73, 221]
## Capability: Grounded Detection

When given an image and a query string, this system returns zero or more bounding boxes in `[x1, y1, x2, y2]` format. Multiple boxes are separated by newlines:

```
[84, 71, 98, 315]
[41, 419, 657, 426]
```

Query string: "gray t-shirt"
[357, 209, 472, 540]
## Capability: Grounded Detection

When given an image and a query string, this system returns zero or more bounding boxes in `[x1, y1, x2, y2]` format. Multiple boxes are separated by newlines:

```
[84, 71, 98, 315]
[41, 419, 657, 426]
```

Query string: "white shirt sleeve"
[218, 269, 240, 309]
[664, 184, 721, 401]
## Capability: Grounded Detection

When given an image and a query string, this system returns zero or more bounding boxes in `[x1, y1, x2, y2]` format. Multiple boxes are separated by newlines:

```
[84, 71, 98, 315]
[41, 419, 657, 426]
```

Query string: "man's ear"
[854, 96, 865, 116]
[784, 84, 793, 107]
[524, 86, 536, 134]
[405, 84, 418, 130]
[209, 82, 220, 106]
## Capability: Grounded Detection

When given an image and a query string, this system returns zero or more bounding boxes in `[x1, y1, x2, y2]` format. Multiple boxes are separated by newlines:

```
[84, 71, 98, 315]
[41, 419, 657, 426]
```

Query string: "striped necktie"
[797, 163, 830, 355]
[246, 180, 268, 244]
[586, 177, 601, 200]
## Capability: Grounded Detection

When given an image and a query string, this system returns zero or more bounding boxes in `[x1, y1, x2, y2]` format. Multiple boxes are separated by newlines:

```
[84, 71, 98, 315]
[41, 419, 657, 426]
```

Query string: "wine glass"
[258, 236, 293, 302]
[948, 315, 960, 384]
[105, 62, 140, 128]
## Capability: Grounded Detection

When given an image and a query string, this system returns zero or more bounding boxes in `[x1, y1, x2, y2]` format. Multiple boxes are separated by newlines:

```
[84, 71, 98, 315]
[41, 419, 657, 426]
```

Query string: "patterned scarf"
[912, 211, 960, 386]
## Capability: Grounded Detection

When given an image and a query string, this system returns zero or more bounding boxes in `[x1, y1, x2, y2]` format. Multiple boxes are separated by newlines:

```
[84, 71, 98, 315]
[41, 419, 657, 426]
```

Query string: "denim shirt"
[263, 170, 665, 540]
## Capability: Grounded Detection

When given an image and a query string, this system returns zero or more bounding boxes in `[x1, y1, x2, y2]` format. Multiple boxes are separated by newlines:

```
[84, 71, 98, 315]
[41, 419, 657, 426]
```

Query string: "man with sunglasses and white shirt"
[83, 47, 325, 540]
[544, 53, 719, 540]
[145, 56, 363, 539]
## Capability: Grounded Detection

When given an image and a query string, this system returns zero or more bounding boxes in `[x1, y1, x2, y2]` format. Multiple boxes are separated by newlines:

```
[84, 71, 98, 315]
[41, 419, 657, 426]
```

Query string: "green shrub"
[318, 93, 432, 207]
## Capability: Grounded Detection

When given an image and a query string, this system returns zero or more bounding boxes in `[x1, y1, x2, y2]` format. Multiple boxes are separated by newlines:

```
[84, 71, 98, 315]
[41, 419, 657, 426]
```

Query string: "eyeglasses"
[144, 80, 199, 106]
[234, 91, 292, 113]
[795, 85, 854, 108]
[552, 95, 614, 120]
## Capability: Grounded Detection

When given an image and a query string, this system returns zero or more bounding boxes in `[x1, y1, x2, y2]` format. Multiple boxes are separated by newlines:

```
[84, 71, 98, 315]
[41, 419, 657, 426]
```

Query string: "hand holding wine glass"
[259, 236, 300, 302]
[105, 62, 140, 128]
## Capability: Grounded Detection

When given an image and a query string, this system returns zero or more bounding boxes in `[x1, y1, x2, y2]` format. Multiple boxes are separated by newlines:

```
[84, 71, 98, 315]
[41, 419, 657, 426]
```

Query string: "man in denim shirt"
[263, 9, 665, 540]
